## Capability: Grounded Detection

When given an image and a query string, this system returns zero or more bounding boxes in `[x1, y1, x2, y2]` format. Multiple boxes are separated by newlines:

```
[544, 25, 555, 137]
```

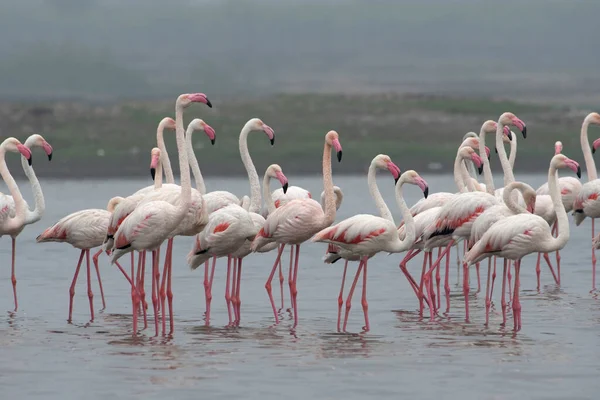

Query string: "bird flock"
[2, 93, 599, 336]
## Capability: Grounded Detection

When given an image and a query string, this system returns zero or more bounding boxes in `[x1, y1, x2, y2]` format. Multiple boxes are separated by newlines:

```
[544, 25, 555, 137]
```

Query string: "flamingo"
[317, 154, 402, 331]
[465, 154, 580, 331]
[109, 92, 206, 336]
[313, 169, 428, 332]
[468, 181, 536, 325]
[571, 112, 600, 291]
[0, 134, 52, 311]
[251, 130, 343, 328]
[36, 197, 129, 322]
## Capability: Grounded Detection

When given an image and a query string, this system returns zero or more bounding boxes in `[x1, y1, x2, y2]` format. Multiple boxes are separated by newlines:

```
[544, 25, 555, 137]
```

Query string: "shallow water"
[1, 175, 599, 399]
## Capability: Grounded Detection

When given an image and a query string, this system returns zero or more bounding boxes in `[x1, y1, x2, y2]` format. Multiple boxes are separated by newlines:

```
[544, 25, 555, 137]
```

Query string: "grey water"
[1, 174, 599, 399]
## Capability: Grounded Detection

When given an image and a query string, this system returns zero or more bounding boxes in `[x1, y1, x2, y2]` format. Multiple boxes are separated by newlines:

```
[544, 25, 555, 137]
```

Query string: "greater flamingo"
[36, 197, 128, 322]
[0, 134, 52, 311]
[465, 154, 580, 331]
[251, 130, 343, 328]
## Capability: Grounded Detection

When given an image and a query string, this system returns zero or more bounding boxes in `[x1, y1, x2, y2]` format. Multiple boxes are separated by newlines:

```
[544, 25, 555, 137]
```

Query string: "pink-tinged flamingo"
[36, 197, 128, 322]
[318, 154, 402, 331]
[468, 181, 536, 325]
[109, 93, 205, 336]
[465, 154, 580, 331]
[251, 130, 342, 328]
[313, 169, 428, 332]
[0, 134, 52, 311]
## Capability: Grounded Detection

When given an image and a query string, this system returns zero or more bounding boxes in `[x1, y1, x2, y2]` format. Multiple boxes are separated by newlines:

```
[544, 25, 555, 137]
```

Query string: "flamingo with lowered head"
[251, 130, 343, 328]
[465, 154, 580, 331]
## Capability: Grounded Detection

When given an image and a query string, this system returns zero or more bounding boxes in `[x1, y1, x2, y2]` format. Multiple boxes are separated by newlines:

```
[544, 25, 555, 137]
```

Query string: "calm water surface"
[1, 175, 599, 399]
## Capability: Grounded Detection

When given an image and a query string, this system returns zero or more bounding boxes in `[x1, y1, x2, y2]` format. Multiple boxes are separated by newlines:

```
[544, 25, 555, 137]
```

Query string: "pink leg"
[11, 238, 17, 312]
[131, 253, 139, 335]
[428, 252, 436, 311]
[489, 257, 497, 300]
[91, 249, 106, 310]
[535, 253, 542, 291]
[418, 252, 429, 316]
[444, 245, 451, 314]
[234, 258, 243, 326]
[138, 252, 148, 329]
[205, 256, 216, 326]
[361, 257, 370, 332]
[151, 250, 160, 336]
[287, 244, 295, 311]
[485, 258, 492, 325]
[500, 259, 508, 327]
[337, 260, 349, 332]
[265, 244, 286, 324]
[475, 262, 481, 293]
[159, 239, 173, 335]
[463, 261, 470, 323]
[543, 253, 559, 285]
[68, 250, 85, 322]
[399, 249, 422, 299]
[225, 256, 233, 326]
[166, 249, 174, 335]
[290, 244, 301, 328]
[436, 247, 442, 310]
[85, 249, 94, 322]
[278, 244, 285, 310]
[203, 260, 210, 316]
[507, 260, 512, 300]
[513, 259, 522, 332]
[343, 259, 364, 332]
[593, 219, 597, 292]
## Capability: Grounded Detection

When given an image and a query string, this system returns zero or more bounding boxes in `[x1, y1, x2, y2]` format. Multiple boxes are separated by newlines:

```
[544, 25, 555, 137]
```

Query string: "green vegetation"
[4, 93, 595, 178]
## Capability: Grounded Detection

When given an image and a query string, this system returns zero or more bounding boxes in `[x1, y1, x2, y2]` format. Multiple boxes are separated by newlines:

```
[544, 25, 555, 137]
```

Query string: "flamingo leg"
[68, 250, 85, 322]
[419, 252, 429, 316]
[552, 221, 561, 285]
[131, 252, 139, 335]
[265, 244, 286, 324]
[436, 247, 442, 310]
[399, 249, 422, 300]
[463, 260, 470, 323]
[444, 244, 451, 314]
[543, 253, 559, 285]
[205, 256, 216, 327]
[288, 244, 295, 312]
[593, 218, 597, 292]
[423, 253, 437, 321]
[500, 259, 508, 327]
[234, 257, 243, 326]
[160, 239, 173, 335]
[475, 262, 481, 293]
[513, 259, 522, 332]
[166, 249, 174, 335]
[10, 238, 17, 312]
[225, 256, 233, 326]
[535, 253, 542, 291]
[278, 244, 285, 311]
[290, 244, 301, 328]
[507, 260, 512, 300]
[361, 257, 370, 332]
[485, 258, 492, 326]
[139, 252, 148, 330]
[91, 249, 106, 310]
[337, 260, 349, 332]
[85, 249, 94, 322]
[154, 247, 161, 314]
[343, 259, 364, 332]
[489, 256, 497, 301]
[203, 260, 210, 316]
[151, 250, 160, 336]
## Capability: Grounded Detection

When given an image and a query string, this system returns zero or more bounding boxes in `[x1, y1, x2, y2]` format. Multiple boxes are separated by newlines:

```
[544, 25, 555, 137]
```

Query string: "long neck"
[479, 130, 495, 194]
[174, 104, 191, 215]
[581, 119, 597, 181]
[509, 134, 517, 170]
[186, 126, 206, 194]
[391, 178, 415, 251]
[239, 124, 261, 213]
[321, 141, 336, 227]
[496, 122, 515, 186]
[454, 154, 468, 192]
[542, 163, 570, 252]
[154, 157, 163, 189]
[367, 164, 393, 222]
[21, 146, 44, 222]
[465, 159, 477, 178]
[263, 173, 276, 214]
[157, 123, 174, 184]
[0, 148, 26, 230]
[503, 184, 527, 214]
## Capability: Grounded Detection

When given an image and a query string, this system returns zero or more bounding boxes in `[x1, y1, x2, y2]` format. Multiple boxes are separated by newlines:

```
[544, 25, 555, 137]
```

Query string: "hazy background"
[1, 0, 599, 177]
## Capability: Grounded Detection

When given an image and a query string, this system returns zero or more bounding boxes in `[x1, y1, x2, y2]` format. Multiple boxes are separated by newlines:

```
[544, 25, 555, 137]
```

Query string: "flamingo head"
[499, 112, 527, 138]
[26, 134, 53, 161]
[248, 118, 275, 145]
[188, 118, 216, 145]
[150, 147, 161, 181]
[460, 137, 490, 161]
[585, 112, 600, 126]
[592, 138, 600, 155]
[555, 141, 563, 155]
[459, 146, 484, 174]
[554, 154, 581, 178]
[401, 170, 429, 199]
[2, 137, 32, 166]
[177, 93, 212, 108]
[160, 117, 176, 131]
[523, 189, 537, 214]
[373, 154, 401, 184]
[267, 164, 289, 194]
[326, 130, 343, 162]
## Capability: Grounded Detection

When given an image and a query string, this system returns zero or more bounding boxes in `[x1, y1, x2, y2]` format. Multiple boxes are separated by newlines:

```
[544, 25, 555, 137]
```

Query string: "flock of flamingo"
[2, 93, 600, 336]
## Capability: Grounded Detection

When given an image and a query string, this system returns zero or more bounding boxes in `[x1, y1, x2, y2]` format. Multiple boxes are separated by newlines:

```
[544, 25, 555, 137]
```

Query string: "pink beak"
[592, 138, 600, 154]
[262, 124, 275, 145]
[188, 93, 212, 107]
[527, 201, 536, 214]
[43, 142, 53, 161]
[17, 144, 32, 166]
[512, 117, 527, 138]
[332, 139, 343, 162]
[503, 125, 512, 140]
[415, 177, 429, 198]
[275, 171, 289, 194]
[204, 123, 216, 145]
[387, 161, 401, 184]
[565, 157, 581, 178]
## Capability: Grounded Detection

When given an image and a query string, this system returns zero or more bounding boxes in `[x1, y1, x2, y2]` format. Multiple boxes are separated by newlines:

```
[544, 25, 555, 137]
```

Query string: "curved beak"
[150, 168, 156, 181]
[527, 201, 535, 214]
[387, 161, 401, 185]
[415, 177, 429, 199]
[203, 123, 216, 145]
[503, 126, 512, 141]
[513, 118, 527, 138]
[592, 138, 600, 154]
[262, 124, 275, 146]
[275, 171, 289, 194]
[18, 144, 32, 166]
[478, 163, 484, 175]
[577, 165, 582, 178]
[332, 138, 343, 162]
[43, 142, 53, 161]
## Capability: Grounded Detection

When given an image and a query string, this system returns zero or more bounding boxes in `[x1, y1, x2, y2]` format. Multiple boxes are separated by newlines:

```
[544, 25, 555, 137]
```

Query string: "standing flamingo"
[0, 134, 52, 311]
[465, 154, 580, 331]
[571, 112, 600, 291]
[36, 197, 128, 322]
[313, 169, 428, 332]
[110, 92, 207, 336]
[251, 130, 343, 328]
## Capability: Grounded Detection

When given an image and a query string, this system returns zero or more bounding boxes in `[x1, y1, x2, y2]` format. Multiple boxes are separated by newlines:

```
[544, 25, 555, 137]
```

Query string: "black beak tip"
[47, 153, 53, 161]
[577, 166, 582, 178]
[28, 156, 32, 166]
[206, 98, 213, 108]
[494, 147, 498, 154]
[211, 138, 215, 145]
[478, 165, 484, 175]
[150, 168, 156, 181]
[593, 147, 596, 155]
[283, 182, 289, 194]
[423, 186, 429, 199]
[337, 151, 343, 162]
[487, 155, 491, 161]
[270, 138, 275, 146]
[521, 126, 527, 138]
[507, 131, 513, 141]
[394, 177, 400, 185]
